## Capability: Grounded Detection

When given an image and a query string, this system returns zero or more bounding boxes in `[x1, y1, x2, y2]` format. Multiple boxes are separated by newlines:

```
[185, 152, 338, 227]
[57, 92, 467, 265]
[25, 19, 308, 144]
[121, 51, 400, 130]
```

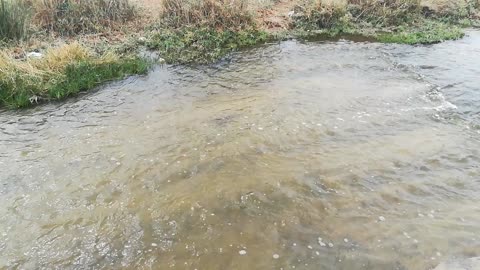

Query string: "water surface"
[1, 31, 480, 270]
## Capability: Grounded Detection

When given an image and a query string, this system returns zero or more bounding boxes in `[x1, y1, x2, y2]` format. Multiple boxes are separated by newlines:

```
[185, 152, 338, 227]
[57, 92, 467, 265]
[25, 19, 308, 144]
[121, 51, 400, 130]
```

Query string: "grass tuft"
[33, 0, 137, 35]
[0, 0, 30, 41]
[161, 0, 254, 31]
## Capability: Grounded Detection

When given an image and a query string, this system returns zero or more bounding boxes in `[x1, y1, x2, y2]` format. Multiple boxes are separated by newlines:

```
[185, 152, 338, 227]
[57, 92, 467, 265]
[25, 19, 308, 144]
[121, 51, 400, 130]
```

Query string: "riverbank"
[0, 0, 479, 109]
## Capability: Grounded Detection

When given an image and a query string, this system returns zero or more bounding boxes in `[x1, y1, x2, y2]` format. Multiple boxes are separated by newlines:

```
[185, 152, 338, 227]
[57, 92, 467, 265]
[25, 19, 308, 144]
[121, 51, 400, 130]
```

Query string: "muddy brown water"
[1, 31, 480, 270]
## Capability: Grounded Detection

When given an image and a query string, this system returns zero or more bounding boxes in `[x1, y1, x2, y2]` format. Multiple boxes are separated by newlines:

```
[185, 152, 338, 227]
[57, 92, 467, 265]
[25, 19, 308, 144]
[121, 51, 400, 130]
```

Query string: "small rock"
[328, 243, 334, 247]
[344, 238, 349, 243]
[151, 243, 158, 247]
[158, 57, 166, 64]
[273, 254, 280, 259]
[138, 36, 147, 44]
[378, 216, 386, 222]
[239, 250, 247, 255]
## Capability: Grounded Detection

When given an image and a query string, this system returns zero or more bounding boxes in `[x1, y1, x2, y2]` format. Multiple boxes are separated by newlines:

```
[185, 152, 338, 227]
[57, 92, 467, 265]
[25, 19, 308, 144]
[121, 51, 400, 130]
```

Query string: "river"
[1, 31, 479, 270]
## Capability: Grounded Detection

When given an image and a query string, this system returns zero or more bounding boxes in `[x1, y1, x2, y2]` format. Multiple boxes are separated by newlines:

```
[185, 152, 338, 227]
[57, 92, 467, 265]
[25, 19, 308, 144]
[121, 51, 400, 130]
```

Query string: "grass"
[293, 0, 475, 44]
[33, 0, 137, 36]
[0, 0, 478, 109]
[378, 20, 465, 44]
[147, 0, 268, 64]
[161, 0, 254, 31]
[147, 27, 268, 64]
[0, 0, 30, 41]
[0, 43, 149, 108]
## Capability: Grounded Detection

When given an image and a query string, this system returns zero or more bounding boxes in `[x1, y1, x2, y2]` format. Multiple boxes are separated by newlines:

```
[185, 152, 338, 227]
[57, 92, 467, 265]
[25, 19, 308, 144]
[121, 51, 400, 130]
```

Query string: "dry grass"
[348, 0, 422, 26]
[31, 42, 91, 72]
[0, 43, 91, 93]
[0, 42, 149, 108]
[0, 51, 41, 78]
[297, 0, 423, 29]
[32, 0, 137, 35]
[161, 0, 256, 30]
[302, 0, 348, 28]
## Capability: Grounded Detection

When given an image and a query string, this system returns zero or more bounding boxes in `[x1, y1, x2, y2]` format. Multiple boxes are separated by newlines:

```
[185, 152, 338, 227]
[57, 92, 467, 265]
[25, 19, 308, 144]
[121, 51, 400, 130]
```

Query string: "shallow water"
[1, 31, 480, 270]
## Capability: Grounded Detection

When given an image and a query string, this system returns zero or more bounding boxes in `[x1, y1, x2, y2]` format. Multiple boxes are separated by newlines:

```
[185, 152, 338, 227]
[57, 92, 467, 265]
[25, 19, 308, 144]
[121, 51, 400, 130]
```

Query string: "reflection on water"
[1, 31, 480, 270]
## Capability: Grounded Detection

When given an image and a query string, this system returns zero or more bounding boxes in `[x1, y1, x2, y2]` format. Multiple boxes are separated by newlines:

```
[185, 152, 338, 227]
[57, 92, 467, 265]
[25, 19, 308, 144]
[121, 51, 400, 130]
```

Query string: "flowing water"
[1, 31, 480, 270]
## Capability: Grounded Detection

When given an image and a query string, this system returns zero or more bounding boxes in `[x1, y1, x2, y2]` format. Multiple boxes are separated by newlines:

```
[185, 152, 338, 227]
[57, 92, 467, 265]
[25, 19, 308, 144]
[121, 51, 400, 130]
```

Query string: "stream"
[1, 31, 480, 270]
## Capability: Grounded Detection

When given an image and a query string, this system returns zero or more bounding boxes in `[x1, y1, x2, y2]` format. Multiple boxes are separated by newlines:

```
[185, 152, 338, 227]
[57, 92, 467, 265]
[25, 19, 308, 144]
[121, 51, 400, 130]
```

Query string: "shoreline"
[0, 0, 478, 109]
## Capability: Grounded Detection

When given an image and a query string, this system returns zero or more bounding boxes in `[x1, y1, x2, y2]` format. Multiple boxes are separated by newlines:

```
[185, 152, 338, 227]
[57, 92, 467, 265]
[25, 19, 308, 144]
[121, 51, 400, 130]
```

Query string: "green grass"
[378, 21, 465, 44]
[292, 0, 472, 45]
[0, 57, 150, 109]
[0, 0, 30, 41]
[147, 27, 269, 64]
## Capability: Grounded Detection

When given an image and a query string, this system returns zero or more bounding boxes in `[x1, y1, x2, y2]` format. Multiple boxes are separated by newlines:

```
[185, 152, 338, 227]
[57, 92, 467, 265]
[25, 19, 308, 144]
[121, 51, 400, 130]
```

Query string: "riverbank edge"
[1, 1, 478, 109]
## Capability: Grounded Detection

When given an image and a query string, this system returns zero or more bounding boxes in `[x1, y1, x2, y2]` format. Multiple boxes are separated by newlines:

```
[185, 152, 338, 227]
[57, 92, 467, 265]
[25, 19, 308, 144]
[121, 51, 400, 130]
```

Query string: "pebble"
[151, 243, 158, 247]
[273, 254, 280, 259]
[328, 243, 334, 247]
[307, 245, 312, 249]
[378, 216, 386, 222]
[344, 238, 349, 243]
[239, 250, 247, 255]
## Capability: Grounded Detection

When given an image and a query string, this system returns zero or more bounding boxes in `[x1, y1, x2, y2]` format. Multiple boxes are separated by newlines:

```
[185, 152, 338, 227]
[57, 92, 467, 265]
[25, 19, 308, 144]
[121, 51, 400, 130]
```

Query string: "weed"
[293, 0, 471, 44]
[378, 20, 464, 44]
[147, 27, 268, 64]
[47, 58, 149, 100]
[297, 0, 351, 30]
[0, 43, 149, 108]
[0, 0, 30, 41]
[349, 0, 422, 27]
[161, 0, 254, 30]
[33, 0, 137, 35]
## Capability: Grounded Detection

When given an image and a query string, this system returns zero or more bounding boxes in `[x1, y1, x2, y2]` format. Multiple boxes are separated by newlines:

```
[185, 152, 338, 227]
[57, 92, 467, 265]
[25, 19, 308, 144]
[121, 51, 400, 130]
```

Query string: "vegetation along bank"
[0, 0, 479, 109]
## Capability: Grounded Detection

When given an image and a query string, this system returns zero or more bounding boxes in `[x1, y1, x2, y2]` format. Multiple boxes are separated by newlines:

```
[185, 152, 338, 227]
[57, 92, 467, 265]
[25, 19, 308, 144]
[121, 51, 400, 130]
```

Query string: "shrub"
[299, 0, 350, 29]
[349, 0, 422, 26]
[33, 0, 137, 35]
[161, 0, 255, 30]
[0, 0, 30, 41]
[296, 0, 422, 30]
